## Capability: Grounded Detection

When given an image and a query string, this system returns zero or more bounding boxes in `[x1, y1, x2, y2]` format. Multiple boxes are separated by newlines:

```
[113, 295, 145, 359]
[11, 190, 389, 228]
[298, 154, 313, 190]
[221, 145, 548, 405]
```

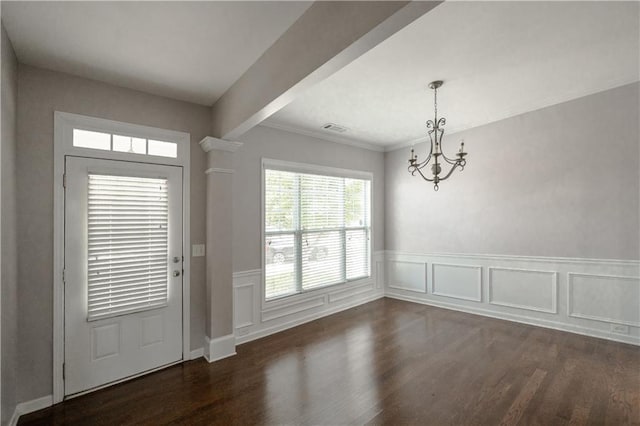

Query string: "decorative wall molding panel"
[431, 263, 482, 302]
[328, 282, 376, 304]
[261, 296, 326, 322]
[234, 283, 256, 328]
[233, 252, 385, 345]
[488, 267, 558, 313]
[385, 251, 640, 346]
[568, 273, 640, 327]
[386, 260, 427, 293]
[375, 259, 385, 290]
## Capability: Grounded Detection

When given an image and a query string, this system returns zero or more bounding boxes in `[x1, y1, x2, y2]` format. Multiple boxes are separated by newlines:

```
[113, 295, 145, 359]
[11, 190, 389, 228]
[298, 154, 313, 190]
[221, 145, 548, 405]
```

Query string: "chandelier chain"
[433, 86, 437, 122]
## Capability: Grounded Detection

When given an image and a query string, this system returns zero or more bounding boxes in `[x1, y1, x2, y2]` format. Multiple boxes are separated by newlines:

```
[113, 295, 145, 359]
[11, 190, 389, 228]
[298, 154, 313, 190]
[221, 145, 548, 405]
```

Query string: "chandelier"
[408, 80, 467, 191]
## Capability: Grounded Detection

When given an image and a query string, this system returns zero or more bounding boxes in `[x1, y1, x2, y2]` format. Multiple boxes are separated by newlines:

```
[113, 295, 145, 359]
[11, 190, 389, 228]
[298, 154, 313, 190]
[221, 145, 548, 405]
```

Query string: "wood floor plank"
[499, 368, 547, 426]
[18, 299, 640, 425]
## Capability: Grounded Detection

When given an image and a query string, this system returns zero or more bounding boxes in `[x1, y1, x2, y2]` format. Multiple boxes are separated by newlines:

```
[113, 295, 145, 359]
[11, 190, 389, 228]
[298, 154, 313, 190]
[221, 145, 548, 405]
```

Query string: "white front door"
[64, 157, 183, 397]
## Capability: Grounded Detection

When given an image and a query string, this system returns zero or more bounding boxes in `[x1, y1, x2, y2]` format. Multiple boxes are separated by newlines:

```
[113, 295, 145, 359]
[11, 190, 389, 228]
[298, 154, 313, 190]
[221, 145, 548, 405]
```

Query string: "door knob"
[173, 270, 181, 277]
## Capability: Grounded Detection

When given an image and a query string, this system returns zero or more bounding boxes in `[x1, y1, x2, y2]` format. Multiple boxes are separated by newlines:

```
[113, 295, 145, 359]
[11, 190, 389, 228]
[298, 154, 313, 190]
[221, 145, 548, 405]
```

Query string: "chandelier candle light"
[408, 80, 467, 191]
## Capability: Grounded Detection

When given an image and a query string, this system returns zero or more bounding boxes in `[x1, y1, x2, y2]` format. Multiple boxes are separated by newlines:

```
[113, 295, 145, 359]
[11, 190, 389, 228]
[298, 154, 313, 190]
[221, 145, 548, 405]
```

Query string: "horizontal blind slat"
[89, 281, 167, 296]
[88, 270, 167, 285]
[87, 174, 170, 321]
[89, 287, 167, 304]
[88, 254, 167, 268]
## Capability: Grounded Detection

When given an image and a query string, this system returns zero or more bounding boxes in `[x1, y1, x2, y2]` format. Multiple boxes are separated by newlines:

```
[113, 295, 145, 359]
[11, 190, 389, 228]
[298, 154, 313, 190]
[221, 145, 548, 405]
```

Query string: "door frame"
[52, 112, 192, 403]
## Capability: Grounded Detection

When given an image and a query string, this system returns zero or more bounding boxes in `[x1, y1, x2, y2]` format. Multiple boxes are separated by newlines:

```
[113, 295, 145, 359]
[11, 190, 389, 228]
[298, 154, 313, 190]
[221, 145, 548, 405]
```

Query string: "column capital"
[199, 136, 243, 153]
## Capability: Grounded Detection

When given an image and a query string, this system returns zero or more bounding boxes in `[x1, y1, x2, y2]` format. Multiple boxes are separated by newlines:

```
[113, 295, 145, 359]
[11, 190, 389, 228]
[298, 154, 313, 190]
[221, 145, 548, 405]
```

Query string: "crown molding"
[259, 121, 385, 153]
[199, 136, 243, 153]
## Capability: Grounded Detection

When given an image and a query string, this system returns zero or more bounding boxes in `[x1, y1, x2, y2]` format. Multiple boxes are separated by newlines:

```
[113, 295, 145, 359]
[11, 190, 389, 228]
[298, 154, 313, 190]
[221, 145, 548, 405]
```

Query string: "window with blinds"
[264, 166, 371, 300]
[87, 174, 169, 320]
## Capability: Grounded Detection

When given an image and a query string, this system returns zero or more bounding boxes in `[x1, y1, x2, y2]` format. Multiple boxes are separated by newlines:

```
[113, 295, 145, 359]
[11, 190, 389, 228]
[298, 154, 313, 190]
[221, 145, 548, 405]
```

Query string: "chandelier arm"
[412, 131, 434, 169]
[439, 141, 464, 166]
[410, 165, 436, 182]
[414, 156, 431, 169]
[440, 152, 458, 165]
[418, 143, 434, 167]
[438, 162, 463, 181]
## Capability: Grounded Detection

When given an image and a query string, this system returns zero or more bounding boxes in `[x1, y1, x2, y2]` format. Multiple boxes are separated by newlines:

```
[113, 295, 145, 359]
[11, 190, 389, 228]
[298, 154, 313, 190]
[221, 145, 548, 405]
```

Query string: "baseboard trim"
[204, 334, 236, 363]
[9, 395, 53, 426]
[236, 291, 384, 345]
[385, 293, 640, 346]
[189, 347, 204, 360]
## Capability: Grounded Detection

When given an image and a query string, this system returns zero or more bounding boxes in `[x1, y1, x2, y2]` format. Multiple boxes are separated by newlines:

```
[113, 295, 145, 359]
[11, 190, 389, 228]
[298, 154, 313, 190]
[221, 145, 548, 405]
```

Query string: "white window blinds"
[264, 167, 371, 300]
[87, 174, 169, 320]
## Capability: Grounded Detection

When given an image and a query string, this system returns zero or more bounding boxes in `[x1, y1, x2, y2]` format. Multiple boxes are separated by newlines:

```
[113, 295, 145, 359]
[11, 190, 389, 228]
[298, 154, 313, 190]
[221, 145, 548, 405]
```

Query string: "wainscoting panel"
[234, 284, 255, 328]
[568, 273, 640, 327]
[233, 252, 385, 344]
[375, 260, 384, 289]
[386, 260, 427, 293]
[328, 282, 375, 304]
[431, 263, 482, 302]
[261, 296, 326, 322]
[384, 251, 640, 345]
[489, 267, 558, 313]
[232, 252, 640, 346]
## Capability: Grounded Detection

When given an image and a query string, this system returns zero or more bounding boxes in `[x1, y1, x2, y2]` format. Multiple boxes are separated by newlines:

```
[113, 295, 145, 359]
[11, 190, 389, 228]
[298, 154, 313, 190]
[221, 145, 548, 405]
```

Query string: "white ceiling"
[265, 1, 640, 150]
[2, 1, 311, 105]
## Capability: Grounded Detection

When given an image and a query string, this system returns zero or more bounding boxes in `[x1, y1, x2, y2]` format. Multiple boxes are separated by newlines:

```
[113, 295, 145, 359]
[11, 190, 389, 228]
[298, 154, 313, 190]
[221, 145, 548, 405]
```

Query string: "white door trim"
[53, 112, 191, 403]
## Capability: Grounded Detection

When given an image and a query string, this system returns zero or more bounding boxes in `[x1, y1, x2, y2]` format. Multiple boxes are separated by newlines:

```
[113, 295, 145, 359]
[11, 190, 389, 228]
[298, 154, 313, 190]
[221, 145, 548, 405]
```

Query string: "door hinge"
[63, 173, 67, 188]
[62, 363, 65, 380]
[62, 269, 66, 283]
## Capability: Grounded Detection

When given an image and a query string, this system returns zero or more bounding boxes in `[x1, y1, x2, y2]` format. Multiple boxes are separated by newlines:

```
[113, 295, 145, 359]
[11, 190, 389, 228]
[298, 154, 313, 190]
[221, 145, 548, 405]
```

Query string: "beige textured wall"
[15, 65, 210, 402]
[233, 125, 385, 272]
[1, 22, 19, 425]
[385, 82, 640, 260]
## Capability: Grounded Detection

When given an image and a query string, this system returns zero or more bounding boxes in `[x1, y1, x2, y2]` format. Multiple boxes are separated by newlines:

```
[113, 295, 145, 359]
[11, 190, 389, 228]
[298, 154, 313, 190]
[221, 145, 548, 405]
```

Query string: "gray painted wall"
[385, 82, 640, 260]
[8, 50, 637, 410]
[1, 22, 18, 425]
[15, 65, 211, 402]
[233, 125, 385, 272]
[11, 65, 386, 405]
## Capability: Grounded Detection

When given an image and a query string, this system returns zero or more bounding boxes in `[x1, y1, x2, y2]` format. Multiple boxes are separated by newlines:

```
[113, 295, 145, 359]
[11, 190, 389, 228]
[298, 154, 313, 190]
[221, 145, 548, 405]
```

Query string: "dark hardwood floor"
[20, 298, 640, 425]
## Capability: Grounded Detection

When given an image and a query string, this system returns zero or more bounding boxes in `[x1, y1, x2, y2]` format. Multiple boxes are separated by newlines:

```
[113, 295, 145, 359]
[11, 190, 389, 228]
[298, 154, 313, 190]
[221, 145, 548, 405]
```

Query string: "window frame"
[56, 111, 188, 166]
[261, 158, 374, 303]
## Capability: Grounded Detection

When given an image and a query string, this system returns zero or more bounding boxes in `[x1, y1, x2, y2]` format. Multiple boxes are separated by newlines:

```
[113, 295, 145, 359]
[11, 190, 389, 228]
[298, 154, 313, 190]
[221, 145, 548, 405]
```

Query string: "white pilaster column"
[199, 136, 243, 362]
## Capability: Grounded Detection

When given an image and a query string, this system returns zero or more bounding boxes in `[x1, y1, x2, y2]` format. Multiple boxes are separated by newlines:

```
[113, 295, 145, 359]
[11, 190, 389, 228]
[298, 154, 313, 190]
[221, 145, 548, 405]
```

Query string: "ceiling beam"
[210, 1, 442, 140]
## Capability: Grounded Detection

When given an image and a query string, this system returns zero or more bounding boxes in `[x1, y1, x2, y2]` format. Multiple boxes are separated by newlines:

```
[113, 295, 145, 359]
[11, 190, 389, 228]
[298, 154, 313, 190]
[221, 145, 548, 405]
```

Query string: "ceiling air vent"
[321, 123, 348, 133]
